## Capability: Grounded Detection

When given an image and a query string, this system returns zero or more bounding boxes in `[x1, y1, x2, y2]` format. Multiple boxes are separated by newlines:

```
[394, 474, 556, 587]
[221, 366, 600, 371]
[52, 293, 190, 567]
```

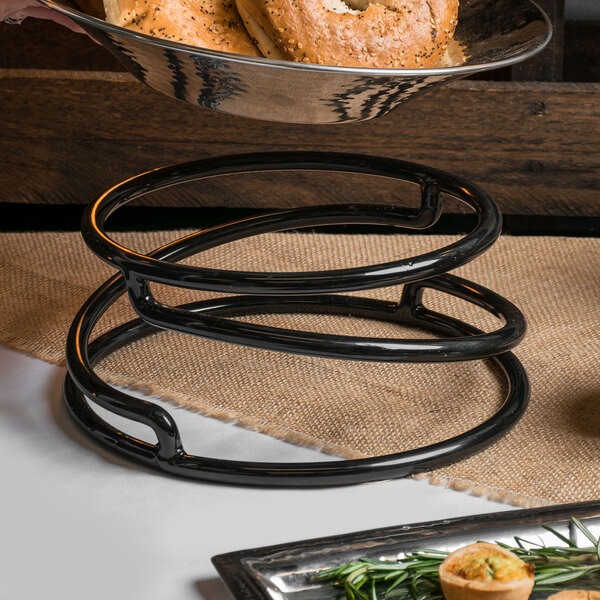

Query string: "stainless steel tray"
[212, 501, 600, 599]
[39, 0, 551, 123]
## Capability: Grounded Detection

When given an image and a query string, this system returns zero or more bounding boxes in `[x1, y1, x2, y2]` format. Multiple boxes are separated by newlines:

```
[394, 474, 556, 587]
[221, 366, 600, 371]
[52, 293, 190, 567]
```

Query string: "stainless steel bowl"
[39, 0, 551, 123]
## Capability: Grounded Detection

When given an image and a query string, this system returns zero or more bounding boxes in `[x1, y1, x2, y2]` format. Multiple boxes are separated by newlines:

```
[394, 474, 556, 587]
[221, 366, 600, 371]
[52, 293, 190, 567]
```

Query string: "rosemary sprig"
[314, 518, 600, 600]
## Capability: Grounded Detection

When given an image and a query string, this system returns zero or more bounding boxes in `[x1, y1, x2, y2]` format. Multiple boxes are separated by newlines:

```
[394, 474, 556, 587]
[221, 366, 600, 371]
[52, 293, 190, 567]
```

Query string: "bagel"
[235, 0, 458, 66]
[103, 0, 262, 56]
[439, 542, 535, 600]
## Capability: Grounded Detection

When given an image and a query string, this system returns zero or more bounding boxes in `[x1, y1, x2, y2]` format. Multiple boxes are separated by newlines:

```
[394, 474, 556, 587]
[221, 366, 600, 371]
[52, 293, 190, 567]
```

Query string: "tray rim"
[37, 0, 552, 78]
[212, 499, 600, 600]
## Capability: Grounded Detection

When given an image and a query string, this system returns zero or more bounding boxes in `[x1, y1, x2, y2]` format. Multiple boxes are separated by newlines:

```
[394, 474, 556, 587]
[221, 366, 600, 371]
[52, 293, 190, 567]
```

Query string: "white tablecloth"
[0, 345, 512, 600]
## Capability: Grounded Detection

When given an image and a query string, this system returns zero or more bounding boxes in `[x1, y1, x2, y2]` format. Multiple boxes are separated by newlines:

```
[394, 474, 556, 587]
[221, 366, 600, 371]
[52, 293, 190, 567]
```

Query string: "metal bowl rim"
[37, 0, 552, 77]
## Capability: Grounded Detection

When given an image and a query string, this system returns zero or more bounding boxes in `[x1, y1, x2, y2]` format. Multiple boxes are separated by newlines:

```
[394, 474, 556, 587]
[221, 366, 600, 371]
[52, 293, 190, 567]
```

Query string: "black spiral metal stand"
[63, 152, 529, 486]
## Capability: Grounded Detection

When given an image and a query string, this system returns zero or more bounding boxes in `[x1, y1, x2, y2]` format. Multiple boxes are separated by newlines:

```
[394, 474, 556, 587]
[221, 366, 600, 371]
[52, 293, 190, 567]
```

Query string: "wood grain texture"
[0, 20, 123, 71]
[2, 70, 599, 216]
[511, 0, 565, 81]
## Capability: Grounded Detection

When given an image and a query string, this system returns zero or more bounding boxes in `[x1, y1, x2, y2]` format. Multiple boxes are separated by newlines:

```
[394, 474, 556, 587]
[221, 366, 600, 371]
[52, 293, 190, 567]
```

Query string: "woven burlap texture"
[1, 231, 598, 507]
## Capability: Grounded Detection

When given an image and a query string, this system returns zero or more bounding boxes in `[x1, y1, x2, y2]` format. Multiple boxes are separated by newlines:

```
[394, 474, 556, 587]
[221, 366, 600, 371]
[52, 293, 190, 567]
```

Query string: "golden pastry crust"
[439, 542, 535, 600]
[104, 0, 261, 56]
[235, 0, 458, 67]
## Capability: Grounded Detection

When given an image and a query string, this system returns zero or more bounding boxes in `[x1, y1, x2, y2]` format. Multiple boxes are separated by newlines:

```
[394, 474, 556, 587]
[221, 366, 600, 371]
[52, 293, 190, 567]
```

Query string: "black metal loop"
[83, 152, 501, 294]
[64, 269, 529, 486]
[63, 152, 530, 486]
[130, 272, 525, 362]
[82, 153, 524, 361]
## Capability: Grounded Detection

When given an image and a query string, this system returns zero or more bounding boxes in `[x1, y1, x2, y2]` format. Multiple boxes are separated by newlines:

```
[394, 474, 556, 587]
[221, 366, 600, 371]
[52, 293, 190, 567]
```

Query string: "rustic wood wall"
[3, 70, 599, 216]
[1, 10, 598, 221]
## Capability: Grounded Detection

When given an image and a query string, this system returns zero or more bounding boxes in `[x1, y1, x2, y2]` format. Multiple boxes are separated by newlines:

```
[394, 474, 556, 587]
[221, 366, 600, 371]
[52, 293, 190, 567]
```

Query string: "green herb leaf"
[313, 517, 600, 600]
[542, 524, 577, 547]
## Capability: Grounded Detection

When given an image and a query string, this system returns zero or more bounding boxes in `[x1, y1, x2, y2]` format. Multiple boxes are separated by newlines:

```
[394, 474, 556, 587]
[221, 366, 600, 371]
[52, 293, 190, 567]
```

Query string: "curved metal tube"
[63, 152, 530, 486]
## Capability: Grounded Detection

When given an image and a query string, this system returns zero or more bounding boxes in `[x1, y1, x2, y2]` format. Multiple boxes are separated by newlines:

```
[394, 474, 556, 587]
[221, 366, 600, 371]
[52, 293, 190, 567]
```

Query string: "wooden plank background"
[2, 70, 599, 216]
[511, 0, 566, 81]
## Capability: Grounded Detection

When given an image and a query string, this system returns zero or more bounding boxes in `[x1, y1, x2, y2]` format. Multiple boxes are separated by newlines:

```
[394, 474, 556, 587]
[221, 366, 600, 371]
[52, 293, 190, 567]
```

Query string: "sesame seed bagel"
[235, 0, 458, 67]
[104, 0, 261, 56]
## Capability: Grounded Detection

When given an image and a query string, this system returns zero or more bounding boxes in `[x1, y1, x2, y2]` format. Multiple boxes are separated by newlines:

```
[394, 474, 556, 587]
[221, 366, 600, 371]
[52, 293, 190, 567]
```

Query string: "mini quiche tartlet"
[439, 542, 535, 600]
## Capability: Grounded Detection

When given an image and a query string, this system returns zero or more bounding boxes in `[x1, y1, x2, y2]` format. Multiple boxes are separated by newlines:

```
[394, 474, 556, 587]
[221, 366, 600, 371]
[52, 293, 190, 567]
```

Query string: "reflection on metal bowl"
[37, 0, 551, 124]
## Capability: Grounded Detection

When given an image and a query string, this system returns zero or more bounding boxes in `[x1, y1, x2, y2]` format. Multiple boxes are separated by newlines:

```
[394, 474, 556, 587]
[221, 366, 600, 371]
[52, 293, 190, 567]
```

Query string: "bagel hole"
[322, 0, 390, 13]
[322, 0, 362, 14]
[341, 0, 374, 9]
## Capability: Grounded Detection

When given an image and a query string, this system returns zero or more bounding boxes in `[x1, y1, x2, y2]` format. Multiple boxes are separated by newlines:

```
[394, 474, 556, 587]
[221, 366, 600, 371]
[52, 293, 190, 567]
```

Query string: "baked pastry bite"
[439, 542, 535, 600]
[103, 0, 262, 56]
[235, 0, 459, 66]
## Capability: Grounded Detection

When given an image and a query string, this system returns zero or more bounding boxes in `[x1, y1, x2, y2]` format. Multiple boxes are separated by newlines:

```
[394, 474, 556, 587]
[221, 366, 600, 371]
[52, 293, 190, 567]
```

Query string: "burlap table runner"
[1, 230, 598, 507]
